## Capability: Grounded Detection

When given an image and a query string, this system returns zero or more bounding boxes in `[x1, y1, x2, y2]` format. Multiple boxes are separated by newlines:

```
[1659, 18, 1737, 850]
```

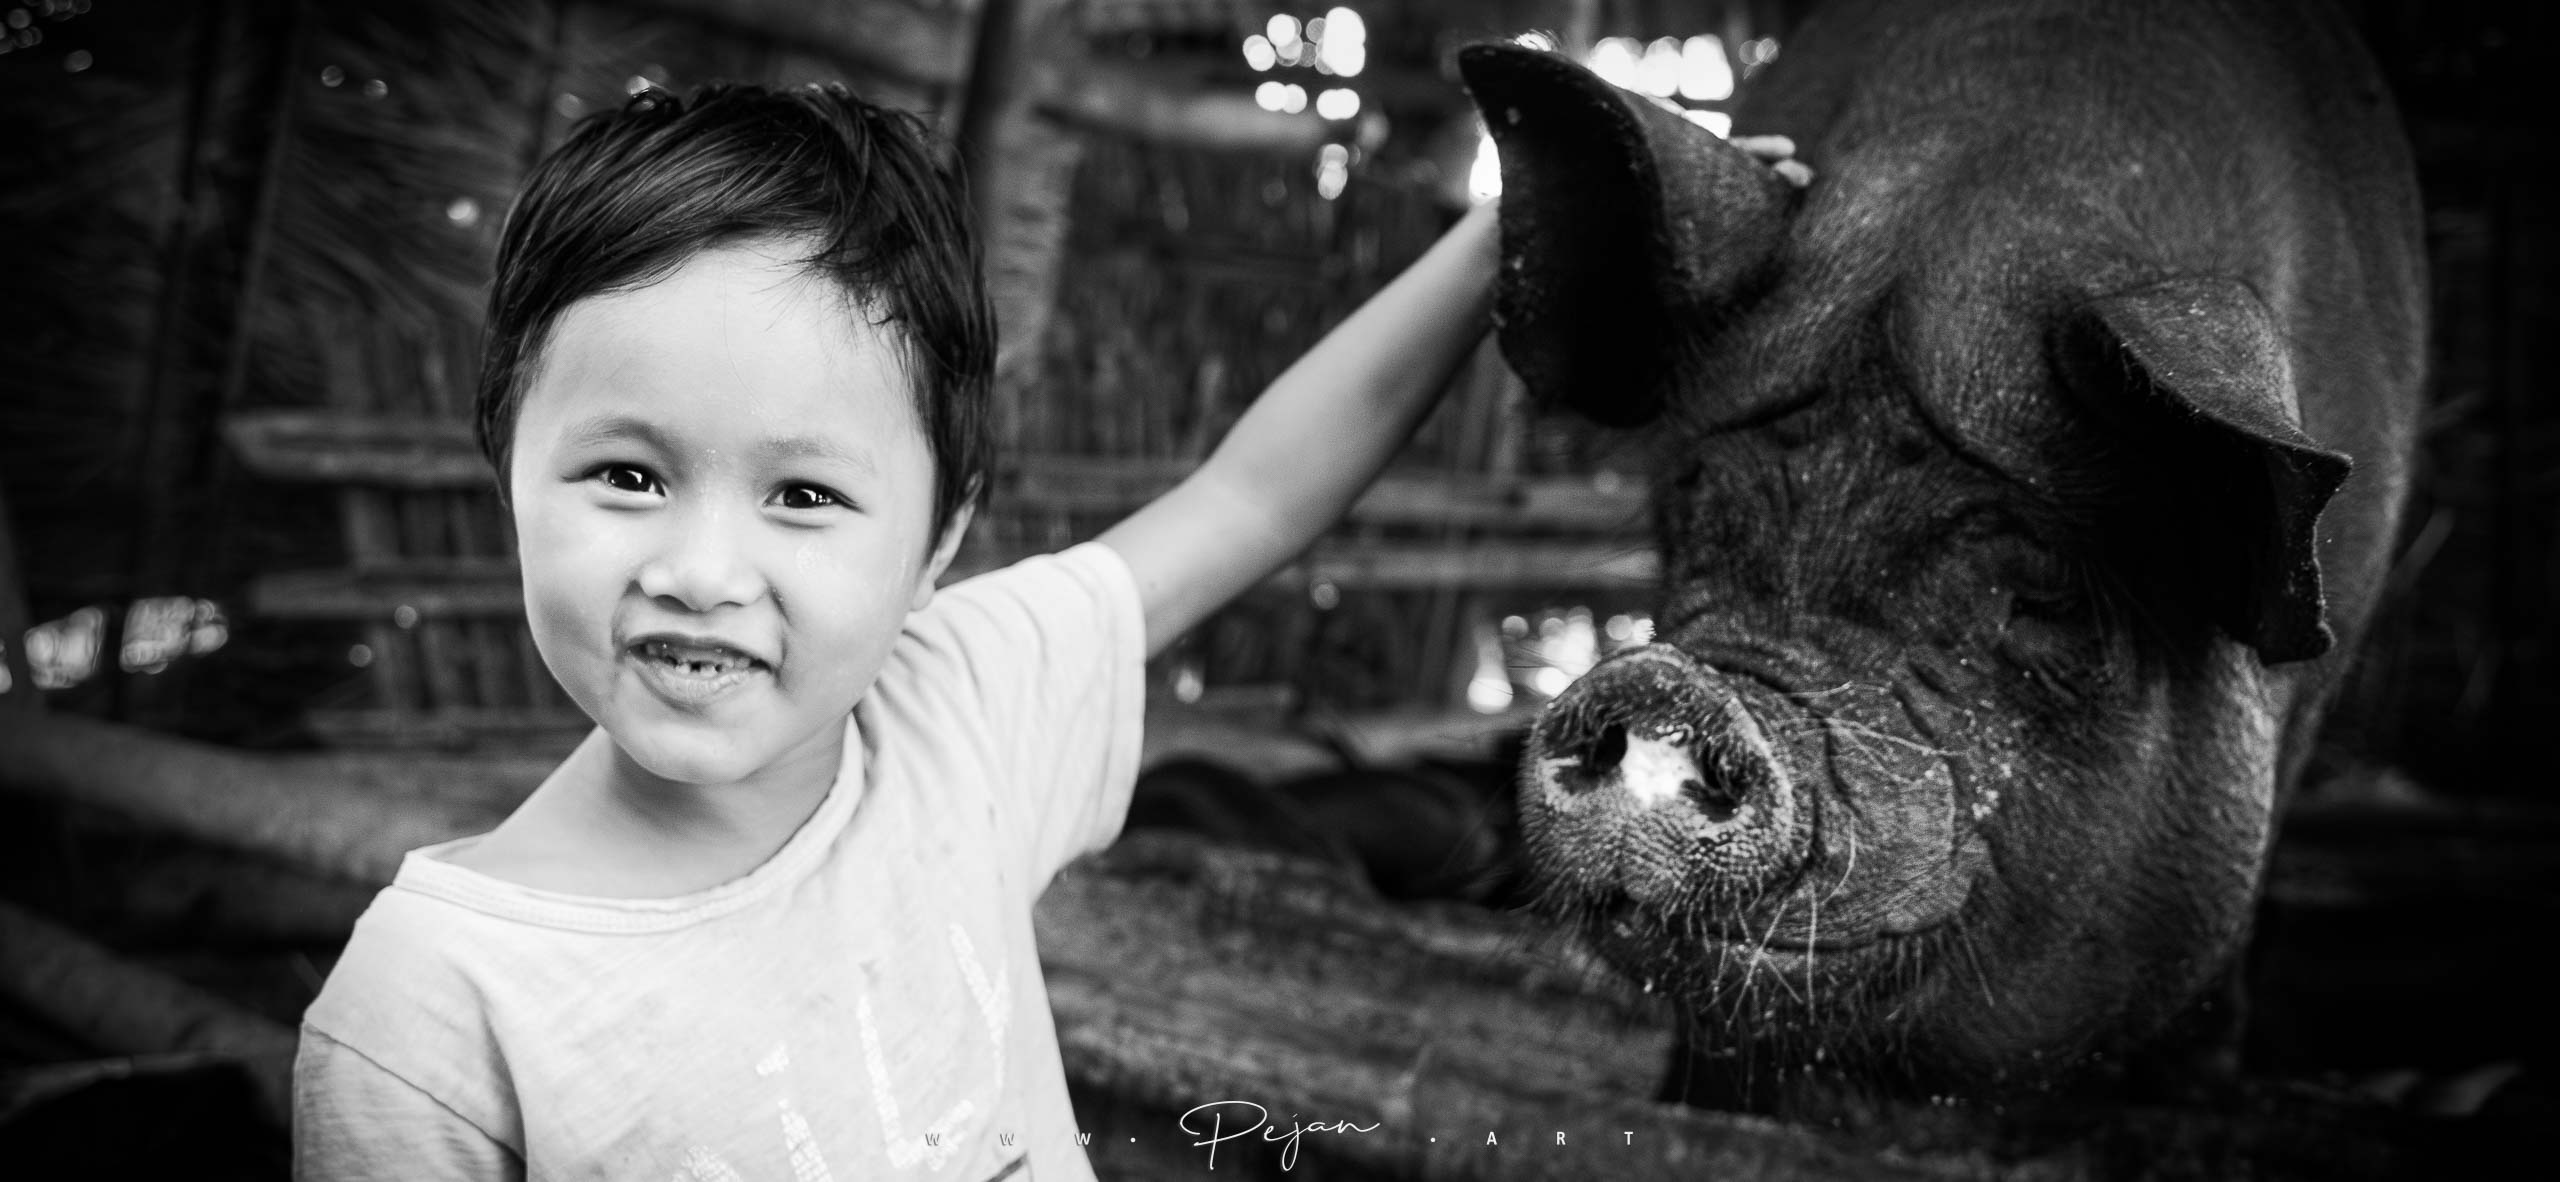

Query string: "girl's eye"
[595, 464, 660, 495]
[777, 485, 841, 512]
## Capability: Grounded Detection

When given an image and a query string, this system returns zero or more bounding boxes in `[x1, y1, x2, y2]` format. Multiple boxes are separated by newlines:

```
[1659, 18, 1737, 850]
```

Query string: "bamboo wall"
[0, 0, 2552, 775]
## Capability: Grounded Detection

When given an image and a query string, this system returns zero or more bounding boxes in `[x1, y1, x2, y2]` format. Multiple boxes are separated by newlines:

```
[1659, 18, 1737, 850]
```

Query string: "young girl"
[293, 79, 1794, 1180]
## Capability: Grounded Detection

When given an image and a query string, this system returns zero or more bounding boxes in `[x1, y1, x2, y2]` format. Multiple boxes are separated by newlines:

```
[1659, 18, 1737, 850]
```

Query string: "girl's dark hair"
[476, 83, 993, 537]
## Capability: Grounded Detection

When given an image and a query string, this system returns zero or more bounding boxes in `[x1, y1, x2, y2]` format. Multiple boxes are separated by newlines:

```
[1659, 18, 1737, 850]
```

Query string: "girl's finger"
[1727, 134, 1797, 160]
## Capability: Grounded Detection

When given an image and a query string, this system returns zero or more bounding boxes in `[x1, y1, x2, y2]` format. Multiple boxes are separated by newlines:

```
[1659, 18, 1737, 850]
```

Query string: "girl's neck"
[447, 724, 848, 898]
[599, 729, 841, 851]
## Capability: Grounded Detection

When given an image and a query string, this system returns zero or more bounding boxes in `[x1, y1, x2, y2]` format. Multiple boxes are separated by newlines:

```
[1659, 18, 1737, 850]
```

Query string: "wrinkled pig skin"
[1464, 0, 2424, 1098]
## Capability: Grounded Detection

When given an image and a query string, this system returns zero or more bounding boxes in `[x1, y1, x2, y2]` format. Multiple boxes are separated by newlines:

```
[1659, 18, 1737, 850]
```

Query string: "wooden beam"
[1068, 0, 1261, 36]
[1046, 832, 1962, 1180]
[580, 0, 1352, 151]
[292, 704, 1347, 770]
[608, 0, 974, 88]
[246, 560, 522, 621]
[0, 712, 537, 884]
[83, 846, 380, 946]
[1049, 836, 2529, 1180]
[2410, 119, 2560, 167]
[1307, 702, 1536, 766]
[1280, 539, 1656, 590]
[1066, 0, 1604, 41]
[1012, 454, 1649, 530]
[175, 685, 2560, 919]
[288, 701, 1526, 778]
[1027, 56, 1334, 152]
[2264, 797, 2560, 909]
[224, 411, 1650, 528]
[246, 540, 1655, 623]
[31, 660, 2534, 919]
[220, 411, 486, 490]
[0, 900, 298, 1125]
[302, 706, 595, 753]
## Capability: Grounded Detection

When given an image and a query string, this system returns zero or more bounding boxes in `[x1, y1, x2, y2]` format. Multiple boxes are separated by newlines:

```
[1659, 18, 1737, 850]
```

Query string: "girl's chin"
[611, 738, 761, 787]
[603, 712, 845, 789]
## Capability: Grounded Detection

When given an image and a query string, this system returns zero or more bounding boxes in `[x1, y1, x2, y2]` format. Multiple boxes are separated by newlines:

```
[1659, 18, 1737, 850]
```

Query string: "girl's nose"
[633, 508, 764, 612]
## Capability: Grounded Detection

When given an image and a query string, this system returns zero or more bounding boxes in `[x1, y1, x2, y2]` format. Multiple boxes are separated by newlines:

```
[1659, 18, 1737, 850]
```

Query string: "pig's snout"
[1521, 646, 1809, 906]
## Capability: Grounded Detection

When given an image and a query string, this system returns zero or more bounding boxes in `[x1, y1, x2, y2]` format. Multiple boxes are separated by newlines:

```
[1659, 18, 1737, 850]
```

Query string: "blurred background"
[0, 0, 2550, 1175]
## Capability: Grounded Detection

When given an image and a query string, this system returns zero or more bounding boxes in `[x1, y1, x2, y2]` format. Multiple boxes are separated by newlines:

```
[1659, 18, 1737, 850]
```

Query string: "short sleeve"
[896, 541, 1147, 896]
[294, 1025, 522, 1181]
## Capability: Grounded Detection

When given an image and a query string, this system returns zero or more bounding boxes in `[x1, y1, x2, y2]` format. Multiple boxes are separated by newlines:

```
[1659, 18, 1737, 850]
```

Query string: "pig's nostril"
[1586, 722, 1629, 776]
[1685, 774, 1743, 823]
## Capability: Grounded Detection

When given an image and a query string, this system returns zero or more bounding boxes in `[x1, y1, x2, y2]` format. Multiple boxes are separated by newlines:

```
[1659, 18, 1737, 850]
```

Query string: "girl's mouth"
[626, 637, 770, 706]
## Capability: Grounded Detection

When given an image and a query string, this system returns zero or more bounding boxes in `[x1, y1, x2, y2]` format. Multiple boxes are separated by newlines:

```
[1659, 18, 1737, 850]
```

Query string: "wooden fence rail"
[0, 711, 2533, 1175]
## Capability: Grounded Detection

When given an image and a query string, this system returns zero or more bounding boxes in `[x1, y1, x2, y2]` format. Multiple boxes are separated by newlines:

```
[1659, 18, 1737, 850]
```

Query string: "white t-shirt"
[295, 542, 1146, 1182]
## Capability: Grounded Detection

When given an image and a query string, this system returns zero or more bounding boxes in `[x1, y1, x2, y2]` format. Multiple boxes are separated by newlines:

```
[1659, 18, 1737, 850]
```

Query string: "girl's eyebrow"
[561, 414, 674, 454]
[756, 434, 877, 478]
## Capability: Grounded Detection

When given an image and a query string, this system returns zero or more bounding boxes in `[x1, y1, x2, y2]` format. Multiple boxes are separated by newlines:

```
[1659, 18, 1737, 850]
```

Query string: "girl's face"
[507, 238, 962, 793]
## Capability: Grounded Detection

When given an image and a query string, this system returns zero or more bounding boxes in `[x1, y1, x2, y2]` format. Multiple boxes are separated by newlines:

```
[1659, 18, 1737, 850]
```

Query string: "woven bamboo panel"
[210, 0, 1655, 747]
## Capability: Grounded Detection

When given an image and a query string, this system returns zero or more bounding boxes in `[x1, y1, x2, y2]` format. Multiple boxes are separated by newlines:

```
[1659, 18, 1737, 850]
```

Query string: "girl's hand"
[1728, 134, 1813, 187]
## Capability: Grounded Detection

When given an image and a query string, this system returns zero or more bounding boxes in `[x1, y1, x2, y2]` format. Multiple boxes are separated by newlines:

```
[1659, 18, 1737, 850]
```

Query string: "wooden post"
[112, 0, 232, 702]
[955, 0, 1085, 458]
[955, 0, 1028, 219]
[121, 0, 314, 729]
[0, 900, 297, 1125]
[1, 475, 35, 714]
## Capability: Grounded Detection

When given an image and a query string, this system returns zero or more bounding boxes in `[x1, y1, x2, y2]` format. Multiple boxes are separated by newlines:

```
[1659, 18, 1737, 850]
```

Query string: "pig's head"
[1462, 45, 2355, 1095]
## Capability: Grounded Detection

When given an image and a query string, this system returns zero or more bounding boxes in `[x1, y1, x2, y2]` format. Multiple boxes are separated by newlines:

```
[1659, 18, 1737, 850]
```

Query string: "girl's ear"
[910, 488, 979, 611]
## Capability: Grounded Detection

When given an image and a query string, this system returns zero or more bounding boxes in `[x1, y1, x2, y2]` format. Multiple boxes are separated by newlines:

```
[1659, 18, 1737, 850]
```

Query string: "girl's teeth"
[643, 640, 750, 673]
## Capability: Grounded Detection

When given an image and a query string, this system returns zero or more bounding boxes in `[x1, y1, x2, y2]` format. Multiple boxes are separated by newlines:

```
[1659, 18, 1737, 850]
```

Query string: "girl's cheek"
[518, 488, 607, 555]
[787, 534, 880, 588]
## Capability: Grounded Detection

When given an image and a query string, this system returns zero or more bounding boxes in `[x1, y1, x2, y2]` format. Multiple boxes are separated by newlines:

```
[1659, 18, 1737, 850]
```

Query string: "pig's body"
[1742, 0, 2426, 745]
[1465, 0, 2422, 1097]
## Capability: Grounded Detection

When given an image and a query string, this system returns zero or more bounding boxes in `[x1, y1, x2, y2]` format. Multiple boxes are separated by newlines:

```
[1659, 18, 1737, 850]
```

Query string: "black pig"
[1464, 0, 2424, 1099]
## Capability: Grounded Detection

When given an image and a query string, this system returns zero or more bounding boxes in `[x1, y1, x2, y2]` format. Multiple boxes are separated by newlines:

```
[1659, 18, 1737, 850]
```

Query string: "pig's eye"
[1996, 547, 2084, 620]
[1991, 545, 2124, 693]
[1992, 547, 2095, 659]
[2007, 581, 2082, 622]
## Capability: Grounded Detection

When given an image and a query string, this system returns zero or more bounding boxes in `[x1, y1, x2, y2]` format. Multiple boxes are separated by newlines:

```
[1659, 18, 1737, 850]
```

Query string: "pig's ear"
[1458, 43, 1798, 428]
[2064, 276, 2353, 665]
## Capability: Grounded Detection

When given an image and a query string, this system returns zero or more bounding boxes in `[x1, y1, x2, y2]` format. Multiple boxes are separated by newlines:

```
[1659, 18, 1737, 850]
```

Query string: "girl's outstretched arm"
[1096, 136, 1801, 656]
[1099, 198, 1499, 656]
